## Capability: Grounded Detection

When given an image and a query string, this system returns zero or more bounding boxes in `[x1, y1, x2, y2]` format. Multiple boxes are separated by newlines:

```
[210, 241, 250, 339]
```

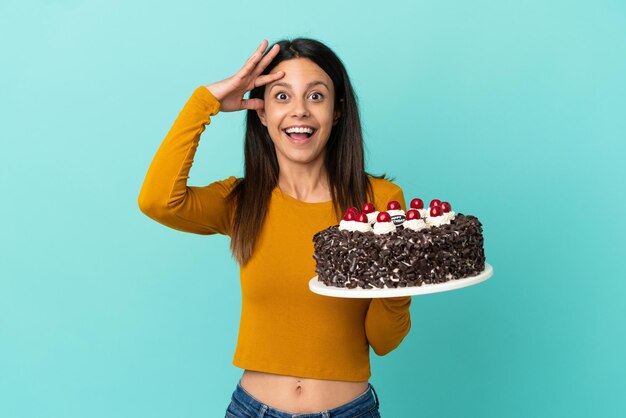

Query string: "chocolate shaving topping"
[312, 214, 486, 289]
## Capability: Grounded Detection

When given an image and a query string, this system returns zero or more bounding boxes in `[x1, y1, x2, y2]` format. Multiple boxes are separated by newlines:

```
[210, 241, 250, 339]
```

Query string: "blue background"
[1, 0, 625, 417]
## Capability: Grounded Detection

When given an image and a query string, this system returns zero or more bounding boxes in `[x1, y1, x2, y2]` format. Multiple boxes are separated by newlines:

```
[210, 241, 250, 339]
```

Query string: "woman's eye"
[276, 92, 288, 100]
[310, 92, 324, 100]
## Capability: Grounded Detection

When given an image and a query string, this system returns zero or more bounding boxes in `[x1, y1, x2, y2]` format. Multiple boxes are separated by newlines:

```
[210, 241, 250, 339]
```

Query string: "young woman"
[139, 38, 412, 417]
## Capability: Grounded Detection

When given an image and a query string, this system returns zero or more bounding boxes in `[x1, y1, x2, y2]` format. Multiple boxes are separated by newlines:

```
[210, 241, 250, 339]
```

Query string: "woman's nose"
[291, 97, 309, 117]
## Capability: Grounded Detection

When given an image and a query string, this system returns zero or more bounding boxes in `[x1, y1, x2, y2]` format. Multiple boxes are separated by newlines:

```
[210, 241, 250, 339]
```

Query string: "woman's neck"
[277, 160, 331, 203]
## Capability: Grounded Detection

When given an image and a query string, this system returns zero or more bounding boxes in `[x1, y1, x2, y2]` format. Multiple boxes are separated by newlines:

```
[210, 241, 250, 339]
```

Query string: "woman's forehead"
[269, 58, 333, 90]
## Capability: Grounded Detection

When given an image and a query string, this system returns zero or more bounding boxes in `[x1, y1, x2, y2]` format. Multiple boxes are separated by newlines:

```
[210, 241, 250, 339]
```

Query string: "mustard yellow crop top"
[138, 86, 412, 382]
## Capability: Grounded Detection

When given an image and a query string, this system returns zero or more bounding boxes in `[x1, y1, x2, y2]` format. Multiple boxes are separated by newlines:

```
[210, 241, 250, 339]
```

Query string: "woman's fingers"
[238, 41, 281, 84]
[237, 55, 261, 80]
[249, 39, 269, 62]
[251, 44, 281, 78]
[254, 71, 285, 88]
[244, 39, 268, 67]
[219, 39, 283, 110]
[238, 40, 272, 78]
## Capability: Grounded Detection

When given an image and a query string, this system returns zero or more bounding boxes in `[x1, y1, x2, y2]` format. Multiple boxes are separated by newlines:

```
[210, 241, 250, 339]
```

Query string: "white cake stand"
[309, 263, 493, 298]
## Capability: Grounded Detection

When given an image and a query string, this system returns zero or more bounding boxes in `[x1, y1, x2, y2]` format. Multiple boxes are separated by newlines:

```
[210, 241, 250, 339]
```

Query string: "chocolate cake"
[312, 199, 486, 289]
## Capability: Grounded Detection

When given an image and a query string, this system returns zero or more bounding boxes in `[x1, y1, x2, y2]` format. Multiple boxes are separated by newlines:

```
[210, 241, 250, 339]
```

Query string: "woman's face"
[257, 58, 340, 169]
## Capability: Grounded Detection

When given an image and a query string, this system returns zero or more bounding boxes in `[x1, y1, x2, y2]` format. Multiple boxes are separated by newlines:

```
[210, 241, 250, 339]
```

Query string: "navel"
[295, 379, 303, 395]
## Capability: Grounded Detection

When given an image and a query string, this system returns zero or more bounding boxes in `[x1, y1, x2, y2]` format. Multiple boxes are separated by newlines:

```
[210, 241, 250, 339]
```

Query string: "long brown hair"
[228, 38, 384, 265]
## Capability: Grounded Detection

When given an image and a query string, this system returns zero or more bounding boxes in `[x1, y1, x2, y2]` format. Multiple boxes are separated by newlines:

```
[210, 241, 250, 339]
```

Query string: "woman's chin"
[278, 149, 325, 166]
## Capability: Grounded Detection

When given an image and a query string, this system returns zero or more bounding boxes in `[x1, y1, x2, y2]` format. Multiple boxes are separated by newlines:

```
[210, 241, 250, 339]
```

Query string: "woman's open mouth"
[283, 127, 317, 144]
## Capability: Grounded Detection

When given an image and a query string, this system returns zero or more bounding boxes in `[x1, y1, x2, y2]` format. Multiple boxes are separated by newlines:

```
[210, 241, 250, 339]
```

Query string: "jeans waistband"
[231, 380, 379, 417]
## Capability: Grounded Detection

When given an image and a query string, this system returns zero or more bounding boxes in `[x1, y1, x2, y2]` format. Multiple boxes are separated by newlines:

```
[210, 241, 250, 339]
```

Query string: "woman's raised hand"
[205, 39, 285, 112]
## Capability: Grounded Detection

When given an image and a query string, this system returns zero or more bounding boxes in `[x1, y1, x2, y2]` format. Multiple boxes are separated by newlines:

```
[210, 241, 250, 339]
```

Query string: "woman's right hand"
[205, 39, 285, 112]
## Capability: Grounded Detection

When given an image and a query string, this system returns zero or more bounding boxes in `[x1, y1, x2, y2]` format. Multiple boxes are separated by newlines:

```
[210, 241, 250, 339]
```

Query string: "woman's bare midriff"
[240, 370, 370, 413]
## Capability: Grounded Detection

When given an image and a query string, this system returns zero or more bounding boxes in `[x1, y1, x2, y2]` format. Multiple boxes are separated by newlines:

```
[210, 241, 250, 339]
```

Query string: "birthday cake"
[312, 198, 486, 289]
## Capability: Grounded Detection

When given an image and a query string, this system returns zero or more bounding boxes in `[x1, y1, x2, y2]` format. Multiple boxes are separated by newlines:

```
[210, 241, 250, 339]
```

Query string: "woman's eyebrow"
[269, 80, 329, 91]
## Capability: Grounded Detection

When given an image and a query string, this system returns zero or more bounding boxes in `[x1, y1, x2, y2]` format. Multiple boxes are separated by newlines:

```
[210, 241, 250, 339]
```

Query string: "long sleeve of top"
[138, 86, 234, 235]
[138, 86, 412, 381]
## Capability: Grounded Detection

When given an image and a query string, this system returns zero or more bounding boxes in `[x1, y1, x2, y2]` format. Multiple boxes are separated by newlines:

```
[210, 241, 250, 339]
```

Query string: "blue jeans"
[225, 380, 381, 418]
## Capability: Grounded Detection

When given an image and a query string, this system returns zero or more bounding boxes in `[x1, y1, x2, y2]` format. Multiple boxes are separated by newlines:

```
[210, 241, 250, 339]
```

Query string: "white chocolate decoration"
[373, 221, 396, 235]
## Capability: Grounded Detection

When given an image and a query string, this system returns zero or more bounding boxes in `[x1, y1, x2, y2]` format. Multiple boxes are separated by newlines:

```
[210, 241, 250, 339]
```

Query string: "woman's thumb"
[241, 98, 265, 111]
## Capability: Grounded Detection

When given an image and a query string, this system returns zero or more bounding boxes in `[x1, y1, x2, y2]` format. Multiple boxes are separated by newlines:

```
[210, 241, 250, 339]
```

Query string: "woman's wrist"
[204, 83, 226, 102]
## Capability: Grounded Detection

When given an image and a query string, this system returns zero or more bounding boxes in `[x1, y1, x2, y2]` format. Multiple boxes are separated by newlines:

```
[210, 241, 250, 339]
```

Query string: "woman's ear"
[333, 100, 343, 126]
[256, 108, 267, 127]
[332, 111, 341, 126]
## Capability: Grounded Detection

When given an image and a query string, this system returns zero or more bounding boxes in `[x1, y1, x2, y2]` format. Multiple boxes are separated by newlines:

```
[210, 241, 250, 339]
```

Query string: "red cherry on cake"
[387, 200, 401, 211]
[361, 202, 375, 214]
[406, 209, 421, 220]
[410, 198, 424, 209]
[355, 213, 368, 223]
[430, 199, 442, 208]
[343, 210, 356, 221]
[441, 201, 452, 213]
[430, 206, 443, 217]
[347, 206, 358, 215]
[377, 211, 392, 223]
